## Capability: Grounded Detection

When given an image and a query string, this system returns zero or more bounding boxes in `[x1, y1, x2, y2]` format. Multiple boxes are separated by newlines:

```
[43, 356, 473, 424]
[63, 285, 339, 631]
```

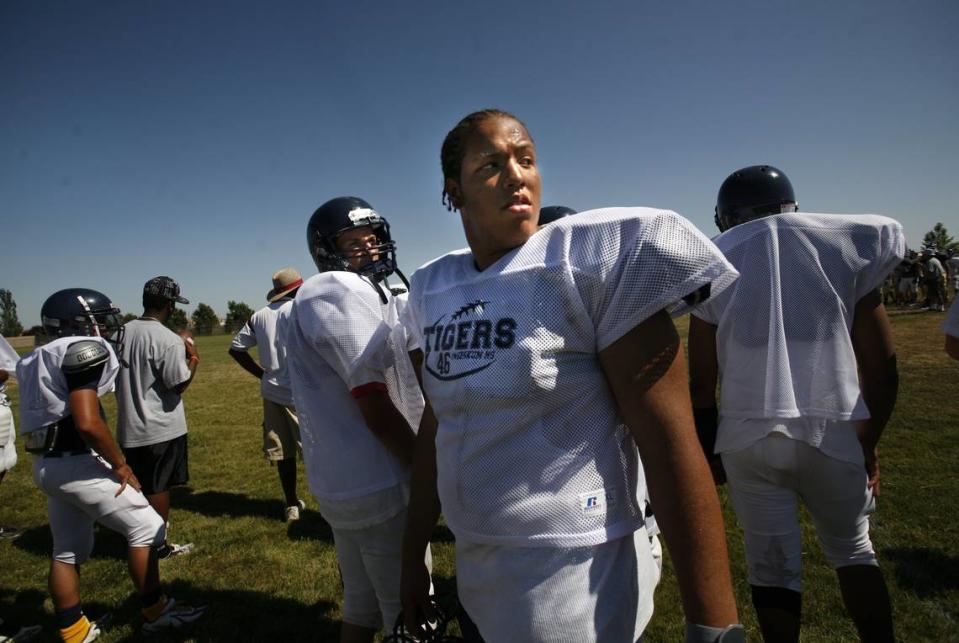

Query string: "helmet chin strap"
[76, 295, 101, 337]
[362, 268, 411, 304]
[366, 276, 390, 305]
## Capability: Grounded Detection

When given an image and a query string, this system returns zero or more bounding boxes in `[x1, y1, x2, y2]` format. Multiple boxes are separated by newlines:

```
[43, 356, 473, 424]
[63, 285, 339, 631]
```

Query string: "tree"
[191, 303, 218, 336]
[166, 308, 189, 332]
[0, 289, 23, 337]
[922, 222, 959, 253]
[224, 300, 255, 333]
[121, 312, 139, 324]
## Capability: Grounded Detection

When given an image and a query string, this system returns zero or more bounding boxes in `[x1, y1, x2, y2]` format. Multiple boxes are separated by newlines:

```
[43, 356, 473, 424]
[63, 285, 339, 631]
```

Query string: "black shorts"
[122, 434, 189, 495]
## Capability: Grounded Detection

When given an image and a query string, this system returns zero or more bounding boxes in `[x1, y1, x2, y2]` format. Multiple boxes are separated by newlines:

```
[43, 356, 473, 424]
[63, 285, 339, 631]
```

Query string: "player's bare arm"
[353, 388, 416, 465]
[599, 309, 739, 630]
[68, 387, 141, 495]
[687, 315, 725, 484]
[851, 289, 899, 495]
[228, 347, 265, 380]
[400, 349, 442, 635]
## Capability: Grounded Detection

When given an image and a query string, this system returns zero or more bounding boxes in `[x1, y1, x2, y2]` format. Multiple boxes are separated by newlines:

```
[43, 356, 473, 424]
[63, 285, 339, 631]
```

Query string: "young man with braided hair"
[401, 109, 743, 642]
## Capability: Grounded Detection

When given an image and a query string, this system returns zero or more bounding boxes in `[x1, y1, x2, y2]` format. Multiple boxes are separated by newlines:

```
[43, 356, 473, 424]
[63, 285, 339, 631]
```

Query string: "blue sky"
[2, 1, 957, 325]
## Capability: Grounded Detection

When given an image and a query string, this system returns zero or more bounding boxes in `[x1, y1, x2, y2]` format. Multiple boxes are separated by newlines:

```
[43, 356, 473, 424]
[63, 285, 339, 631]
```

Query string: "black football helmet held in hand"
[40, 288, 124, 349]
[306, 196, 409, 302]
[715, 165, 798, 233]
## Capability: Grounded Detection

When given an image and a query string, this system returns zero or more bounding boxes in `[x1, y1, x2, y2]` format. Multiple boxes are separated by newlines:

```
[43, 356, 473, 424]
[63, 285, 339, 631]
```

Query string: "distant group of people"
[2, 108, 957, 643]
[887, 247, 957, 311]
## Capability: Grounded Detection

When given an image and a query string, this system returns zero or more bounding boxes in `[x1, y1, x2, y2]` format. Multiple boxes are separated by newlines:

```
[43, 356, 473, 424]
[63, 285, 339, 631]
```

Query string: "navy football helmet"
[40, 288, 124, 349]
[306, 196, 408, 302]
[538, 205, 577, 227]
[715, 165, 797, 233]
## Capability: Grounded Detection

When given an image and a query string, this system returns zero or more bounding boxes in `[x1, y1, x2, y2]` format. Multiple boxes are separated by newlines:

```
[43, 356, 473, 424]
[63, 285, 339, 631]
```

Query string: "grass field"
[1, 311, 957, 642]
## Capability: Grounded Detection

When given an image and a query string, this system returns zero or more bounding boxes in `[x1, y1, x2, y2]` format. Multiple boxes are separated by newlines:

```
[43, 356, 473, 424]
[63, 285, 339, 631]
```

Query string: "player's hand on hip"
[114, 463, 142, 496]
[400, 559, 436, 636]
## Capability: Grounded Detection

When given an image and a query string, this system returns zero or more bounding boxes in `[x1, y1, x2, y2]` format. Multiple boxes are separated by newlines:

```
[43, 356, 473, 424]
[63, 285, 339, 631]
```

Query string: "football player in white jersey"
[399, 109, 744, 643]
[285, 197, 430, 643]
[1, 336, 24, 541]
[688, 166, 903, 642]
[16, 289, 205, 642]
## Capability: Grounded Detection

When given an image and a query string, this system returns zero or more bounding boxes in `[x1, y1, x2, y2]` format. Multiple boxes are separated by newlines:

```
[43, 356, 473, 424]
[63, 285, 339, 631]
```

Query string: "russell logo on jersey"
[422, 300, 516, 381]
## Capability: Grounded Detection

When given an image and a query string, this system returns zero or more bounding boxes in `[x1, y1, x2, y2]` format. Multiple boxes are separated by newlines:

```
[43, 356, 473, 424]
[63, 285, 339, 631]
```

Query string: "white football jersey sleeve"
[296, 272, 391, 391]
[16, 336, 119, 433]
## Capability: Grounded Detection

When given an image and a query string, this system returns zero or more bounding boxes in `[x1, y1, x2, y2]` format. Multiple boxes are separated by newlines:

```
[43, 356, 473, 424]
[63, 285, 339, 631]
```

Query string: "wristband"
[686, 623, 746, 643]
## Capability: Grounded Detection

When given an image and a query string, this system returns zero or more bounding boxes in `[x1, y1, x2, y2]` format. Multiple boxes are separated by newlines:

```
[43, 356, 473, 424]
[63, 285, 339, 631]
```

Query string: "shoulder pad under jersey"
[62, 339, 110, 374]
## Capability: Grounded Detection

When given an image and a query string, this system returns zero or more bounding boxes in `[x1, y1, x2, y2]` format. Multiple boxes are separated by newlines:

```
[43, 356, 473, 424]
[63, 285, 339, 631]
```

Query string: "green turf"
[0, 312, 956, 641]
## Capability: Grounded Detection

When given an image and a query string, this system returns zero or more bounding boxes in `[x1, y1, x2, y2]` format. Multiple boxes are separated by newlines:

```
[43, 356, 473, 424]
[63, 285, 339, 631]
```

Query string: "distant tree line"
[1, 291, 261, 338]
[0, 289, 22, 337]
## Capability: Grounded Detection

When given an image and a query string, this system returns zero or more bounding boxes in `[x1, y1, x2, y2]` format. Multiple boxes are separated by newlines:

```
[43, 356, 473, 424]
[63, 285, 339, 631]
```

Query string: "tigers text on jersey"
[231, 298, 295, 406]
[694, 212, 905, 432]
[286, 270, 423, 504]
[15, 336, 119, 433]
[404, 207, 739, 547]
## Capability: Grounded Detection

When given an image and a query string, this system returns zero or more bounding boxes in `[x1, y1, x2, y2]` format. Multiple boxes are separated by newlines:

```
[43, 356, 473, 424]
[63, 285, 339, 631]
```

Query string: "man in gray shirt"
[116, 276, 199, 558]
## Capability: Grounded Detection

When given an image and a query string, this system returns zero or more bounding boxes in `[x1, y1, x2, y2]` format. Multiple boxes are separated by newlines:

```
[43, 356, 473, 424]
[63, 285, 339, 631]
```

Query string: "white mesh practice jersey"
[405, 207, 739, 547]
[694, 213, 905, 425]
[231, 298, 295, 406]
[0, 335, 18, 373]
[944, 298, 959, 338]
[15, 336, 119, 433]
[286, 271, 422, 502]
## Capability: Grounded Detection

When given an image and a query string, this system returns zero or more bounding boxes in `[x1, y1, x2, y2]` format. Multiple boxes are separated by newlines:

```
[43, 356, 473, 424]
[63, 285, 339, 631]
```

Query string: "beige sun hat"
[266, 267, 303, 302]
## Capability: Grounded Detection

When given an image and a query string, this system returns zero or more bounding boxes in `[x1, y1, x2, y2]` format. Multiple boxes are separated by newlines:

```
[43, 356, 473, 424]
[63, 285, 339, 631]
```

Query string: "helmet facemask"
[74, 295, 125, 356]
[41, 296, 124, 356]
[310, 213, 398, 282]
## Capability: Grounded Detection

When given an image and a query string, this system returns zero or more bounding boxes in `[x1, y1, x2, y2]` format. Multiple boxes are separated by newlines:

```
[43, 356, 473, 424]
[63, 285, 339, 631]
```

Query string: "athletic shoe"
[0, 525, 24, 541]
[78, 621, 100, 643]
[141, 598, 207, 635]
[284, 499, 306, 523]
[156, 541, 194, 560]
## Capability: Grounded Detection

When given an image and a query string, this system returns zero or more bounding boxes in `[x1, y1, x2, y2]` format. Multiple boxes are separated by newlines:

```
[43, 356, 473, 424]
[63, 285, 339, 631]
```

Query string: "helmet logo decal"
[347, 207, 380, 223]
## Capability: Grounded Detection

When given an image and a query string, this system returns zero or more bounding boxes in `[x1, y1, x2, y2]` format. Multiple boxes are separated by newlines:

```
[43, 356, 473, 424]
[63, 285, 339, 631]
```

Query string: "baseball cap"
[143, 276, 189, 304]
[266, 267, 303, 302]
